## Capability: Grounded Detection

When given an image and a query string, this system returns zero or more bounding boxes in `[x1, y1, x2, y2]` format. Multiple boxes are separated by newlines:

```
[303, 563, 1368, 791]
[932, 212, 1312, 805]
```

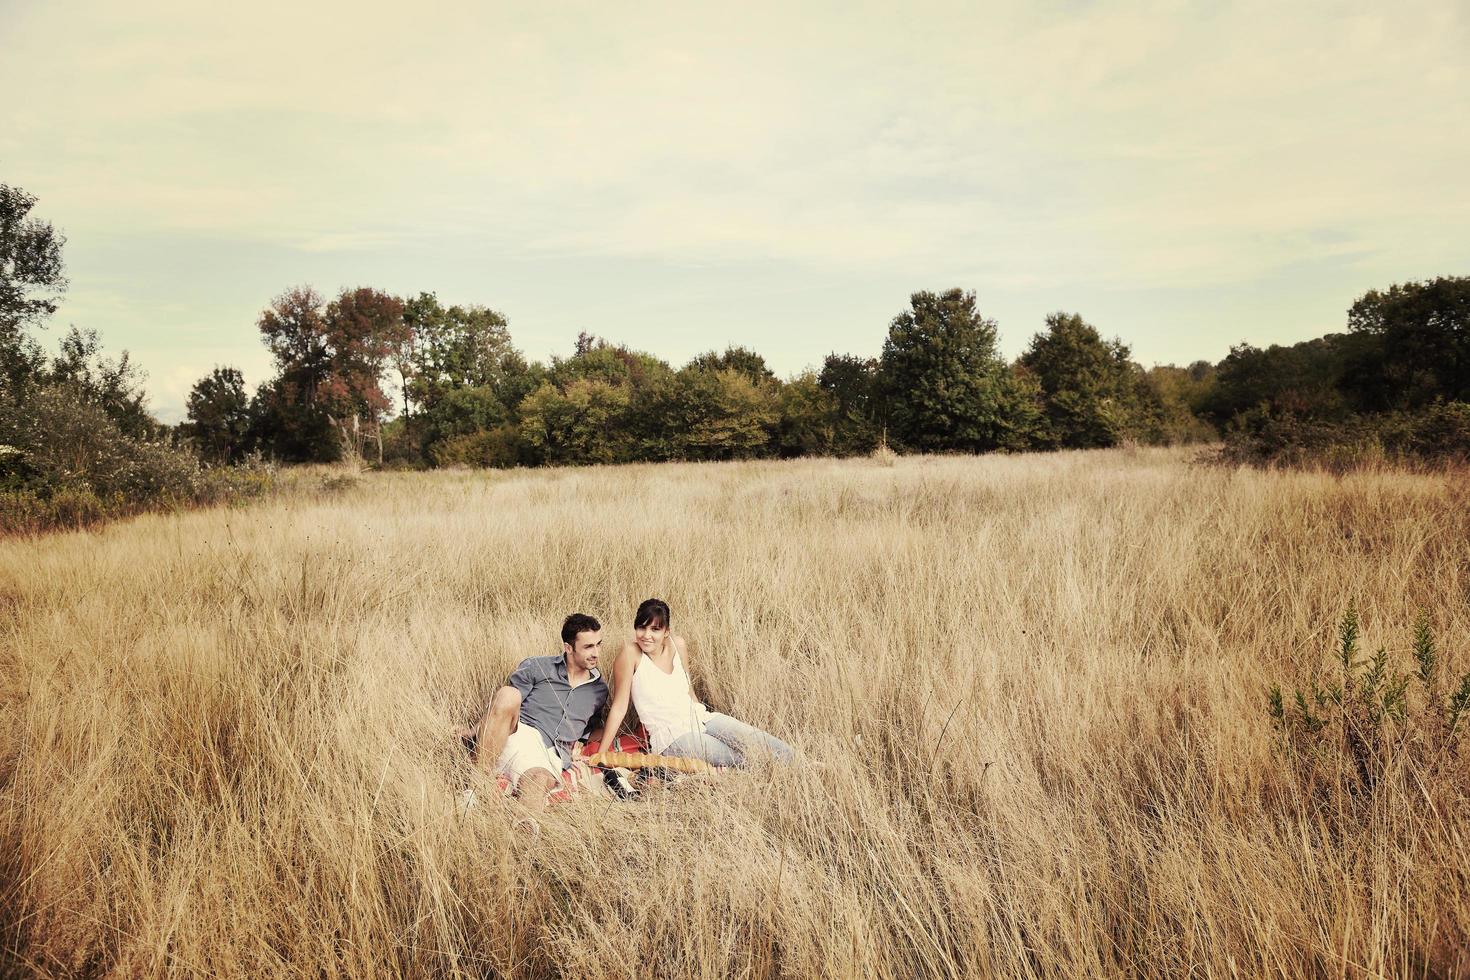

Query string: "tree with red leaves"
[255, 285, 406, 462]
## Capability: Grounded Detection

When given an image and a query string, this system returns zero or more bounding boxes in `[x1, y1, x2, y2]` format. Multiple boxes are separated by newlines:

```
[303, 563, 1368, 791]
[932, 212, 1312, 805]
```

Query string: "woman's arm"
[591, 642, 639, 750]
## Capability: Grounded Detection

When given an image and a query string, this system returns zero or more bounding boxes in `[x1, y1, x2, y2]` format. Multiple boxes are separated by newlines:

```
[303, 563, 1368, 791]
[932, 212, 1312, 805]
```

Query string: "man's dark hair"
[634, 598, 670, 631]
[561, 613, 601, 645]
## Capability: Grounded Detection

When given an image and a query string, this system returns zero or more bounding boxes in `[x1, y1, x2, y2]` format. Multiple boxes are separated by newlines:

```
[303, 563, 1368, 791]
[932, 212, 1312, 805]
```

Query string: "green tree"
[541, 337, 677, 462]
[493, 350, 545, 424]
[0, 327, 44, 403]
[614, 367, 681, 462]
[1018, 312, 1150, 449]
[256, 286, 406, 461]
[668, 368, 778, 460]
[818, 353, 881, 454]
[777, 371, 837, 458]
[1141, 362, 1217, 444]
[998, 365, 1050, 452]
[0, 184, 236, 528]
[1202, 335, 1358, 427]
[878, 289, 1021, 453]
[550, 338, 671, 391]
[248, 377, 334, 462]
[688, 346, 776, 386]
[420, 385, 507, 451]
[518, 379, 633, 465]
[427, 425, 527, 469]
[2, 323, 159, 455]
[185, 367, 251, 464]
[397, 295, 538, 466]
[1, 184, 64, 399]
[402, 293, 521, 414]
[0, 183, 66, 339]
[1344, 276, 1470, 410]
[256, 286, 333, 460]
[48, 327, 154, 439]
[1, 386, 197, 503]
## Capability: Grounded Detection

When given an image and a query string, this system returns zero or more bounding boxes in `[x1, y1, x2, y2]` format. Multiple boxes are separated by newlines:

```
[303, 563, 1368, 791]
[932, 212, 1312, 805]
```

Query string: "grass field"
[3, 448, 1468, 978]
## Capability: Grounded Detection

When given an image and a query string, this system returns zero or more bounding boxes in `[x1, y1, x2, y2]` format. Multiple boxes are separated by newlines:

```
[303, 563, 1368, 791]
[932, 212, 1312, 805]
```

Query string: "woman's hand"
[570, 741, 596, 784]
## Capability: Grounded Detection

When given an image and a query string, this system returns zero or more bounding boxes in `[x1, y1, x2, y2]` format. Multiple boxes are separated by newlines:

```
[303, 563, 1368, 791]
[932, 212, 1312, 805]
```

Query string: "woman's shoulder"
[671, 634, 689, 656]
[612, 640, 642, 672]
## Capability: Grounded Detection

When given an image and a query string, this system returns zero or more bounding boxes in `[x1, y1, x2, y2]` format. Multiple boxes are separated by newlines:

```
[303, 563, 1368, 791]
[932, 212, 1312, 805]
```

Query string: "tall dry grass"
[2, 448, 1468, 978]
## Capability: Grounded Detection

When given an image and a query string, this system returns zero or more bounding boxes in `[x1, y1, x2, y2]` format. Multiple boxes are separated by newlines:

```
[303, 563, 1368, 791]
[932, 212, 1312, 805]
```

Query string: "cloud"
[2, 0, 1466, 399]
[9, 1, 1466, 282]
[292, 231, 407, 254]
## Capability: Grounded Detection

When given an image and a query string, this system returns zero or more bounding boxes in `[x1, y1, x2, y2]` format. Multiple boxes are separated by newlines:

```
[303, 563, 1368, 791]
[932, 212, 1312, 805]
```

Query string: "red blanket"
[492, 731, 648, 802]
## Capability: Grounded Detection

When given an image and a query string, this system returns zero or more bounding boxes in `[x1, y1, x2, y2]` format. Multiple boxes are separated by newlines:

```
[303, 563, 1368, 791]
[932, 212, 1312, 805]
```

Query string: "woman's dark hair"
[634, 598, 670, 631]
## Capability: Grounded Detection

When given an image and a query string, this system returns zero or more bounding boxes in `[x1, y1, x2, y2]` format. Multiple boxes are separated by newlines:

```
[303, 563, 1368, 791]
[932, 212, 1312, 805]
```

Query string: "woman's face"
[634, 618, 667, 654]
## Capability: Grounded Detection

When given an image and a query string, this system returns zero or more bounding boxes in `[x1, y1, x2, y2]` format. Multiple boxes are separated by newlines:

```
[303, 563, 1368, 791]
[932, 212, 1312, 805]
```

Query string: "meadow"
[2, 448, 1468, 978]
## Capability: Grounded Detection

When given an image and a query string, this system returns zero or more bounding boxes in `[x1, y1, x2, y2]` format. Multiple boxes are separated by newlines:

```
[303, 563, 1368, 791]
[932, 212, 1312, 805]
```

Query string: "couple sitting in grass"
[459, 599, 795, 809]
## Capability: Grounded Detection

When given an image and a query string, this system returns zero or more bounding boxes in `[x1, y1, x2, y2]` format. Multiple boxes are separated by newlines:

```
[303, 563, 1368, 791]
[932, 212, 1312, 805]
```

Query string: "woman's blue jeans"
[664, 712, 796, 767]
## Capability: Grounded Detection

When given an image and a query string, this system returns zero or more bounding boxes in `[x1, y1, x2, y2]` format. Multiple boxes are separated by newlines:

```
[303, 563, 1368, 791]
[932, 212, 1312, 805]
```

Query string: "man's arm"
[578, 699, 607, 752]
[569, 694, 608, 780]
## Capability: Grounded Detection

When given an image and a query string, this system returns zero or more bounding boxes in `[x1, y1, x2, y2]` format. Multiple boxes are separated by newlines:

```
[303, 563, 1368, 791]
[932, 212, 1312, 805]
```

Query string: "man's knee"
[516, 767, 557, 798]
[488, 686, 522, 718]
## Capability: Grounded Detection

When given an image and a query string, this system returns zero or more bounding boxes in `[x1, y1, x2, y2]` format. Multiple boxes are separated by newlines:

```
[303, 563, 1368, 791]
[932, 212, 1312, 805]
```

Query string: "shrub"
[1219, 408, 1375, 470]
[0, 489, 50, 532]
[377, 417, 425, 469]
[1268, 605, 1470, 805]
[0, 387, 279, 534]
[1219, 402, 1470, 470]
[518, 379, 636, 465]
[318, 471, 362, 497]
[870, 439, 898, 467]
[44, 486, 109, 528]
[428, 425, 525, 469]
[197, 455, 277, 506]
[0, 487, 106, 533]
[1, 386, 202, 500]
[1407, 401, 1470, 461]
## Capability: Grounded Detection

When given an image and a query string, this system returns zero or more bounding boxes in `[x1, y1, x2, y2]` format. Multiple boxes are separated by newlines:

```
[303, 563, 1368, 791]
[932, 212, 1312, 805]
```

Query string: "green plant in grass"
[1268, 604, 1470, 797]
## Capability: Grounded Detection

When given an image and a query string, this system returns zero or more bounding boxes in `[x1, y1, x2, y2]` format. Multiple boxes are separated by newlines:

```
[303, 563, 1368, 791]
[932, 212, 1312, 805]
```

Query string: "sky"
[3, 0, 1467, 422]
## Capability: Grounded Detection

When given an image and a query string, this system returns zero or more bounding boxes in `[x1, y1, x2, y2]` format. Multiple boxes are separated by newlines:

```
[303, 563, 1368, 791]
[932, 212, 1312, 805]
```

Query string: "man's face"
[564, 629, 602, 673]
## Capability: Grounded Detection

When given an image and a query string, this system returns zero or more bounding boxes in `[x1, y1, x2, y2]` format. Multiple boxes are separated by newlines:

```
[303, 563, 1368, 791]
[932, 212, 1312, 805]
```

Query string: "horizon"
[4, 0, 1467, 423]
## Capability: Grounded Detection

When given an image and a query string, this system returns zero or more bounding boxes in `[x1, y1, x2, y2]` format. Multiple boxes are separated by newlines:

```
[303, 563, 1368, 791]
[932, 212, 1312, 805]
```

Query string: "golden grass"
[2, 448, 1468, 978]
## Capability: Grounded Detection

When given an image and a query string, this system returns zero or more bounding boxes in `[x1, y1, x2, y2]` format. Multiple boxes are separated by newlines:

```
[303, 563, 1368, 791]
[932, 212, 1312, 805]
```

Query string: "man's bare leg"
[516, 768, 558, 813]
[467, 686, 522, 775]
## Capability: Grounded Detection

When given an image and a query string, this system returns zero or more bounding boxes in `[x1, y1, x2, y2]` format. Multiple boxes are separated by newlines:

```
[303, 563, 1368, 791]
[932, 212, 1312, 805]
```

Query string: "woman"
[591, 598, 795, 767]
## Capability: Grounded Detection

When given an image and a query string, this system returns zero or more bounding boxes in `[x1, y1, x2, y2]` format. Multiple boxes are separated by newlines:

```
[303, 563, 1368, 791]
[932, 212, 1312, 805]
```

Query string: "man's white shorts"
[497, 724, 563, 787]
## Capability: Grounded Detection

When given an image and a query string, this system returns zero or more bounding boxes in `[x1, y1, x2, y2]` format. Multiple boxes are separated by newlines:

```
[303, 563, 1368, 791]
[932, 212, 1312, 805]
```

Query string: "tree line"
[1201, 277, 1470, 467]
[183, 272, 1470, 470]
[184, 285, 1220, 468]
[4, 175, 1468, 530]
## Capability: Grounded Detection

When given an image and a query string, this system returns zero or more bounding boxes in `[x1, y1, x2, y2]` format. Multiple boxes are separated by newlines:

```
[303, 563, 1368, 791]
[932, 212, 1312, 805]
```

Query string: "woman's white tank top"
[631, 646, 709, 754]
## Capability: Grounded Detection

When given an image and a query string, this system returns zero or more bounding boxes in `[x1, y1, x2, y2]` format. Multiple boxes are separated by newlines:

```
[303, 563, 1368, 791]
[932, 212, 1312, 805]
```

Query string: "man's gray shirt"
[507, 655, 609, 768]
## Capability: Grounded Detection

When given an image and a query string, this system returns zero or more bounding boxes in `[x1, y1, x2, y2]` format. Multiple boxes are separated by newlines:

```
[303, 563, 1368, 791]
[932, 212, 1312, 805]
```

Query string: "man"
[461, 613, 609, 810]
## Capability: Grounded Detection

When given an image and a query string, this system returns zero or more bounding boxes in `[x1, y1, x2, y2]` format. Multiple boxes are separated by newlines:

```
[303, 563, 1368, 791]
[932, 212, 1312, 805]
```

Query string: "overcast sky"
[3, 0, 1467, 421]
